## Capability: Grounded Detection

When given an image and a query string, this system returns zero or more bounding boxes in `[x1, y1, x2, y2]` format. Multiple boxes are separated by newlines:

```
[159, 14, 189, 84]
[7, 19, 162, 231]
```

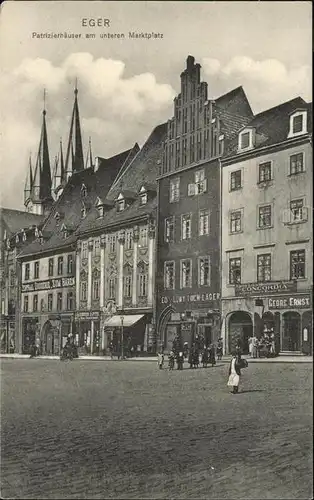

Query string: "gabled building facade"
[221, 98, 313, 355]
[155, 56, 253, 352]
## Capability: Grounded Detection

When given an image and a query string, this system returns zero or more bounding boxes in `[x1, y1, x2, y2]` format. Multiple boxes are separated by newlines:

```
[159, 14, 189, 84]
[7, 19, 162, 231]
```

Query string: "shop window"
[57, 256, 64, 275]
[164, 261, 175, 290]
[48, 294, 53, 312]
[229, 258, 241, 284]
[180, 259, 192, 288]
[290, 250, 305, 279]
[48, 258, 54, 277]
[257, 254, 271, 282]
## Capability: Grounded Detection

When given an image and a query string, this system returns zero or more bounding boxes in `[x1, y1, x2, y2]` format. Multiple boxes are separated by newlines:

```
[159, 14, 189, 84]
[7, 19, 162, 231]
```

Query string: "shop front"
[0, 316, 16, 353]
[157, 292, 221, 353]
[21, 316, 39, 354]
[222, 280, 312, 355]
[103, 311, 153, 356]
[75, 311, 101, 355]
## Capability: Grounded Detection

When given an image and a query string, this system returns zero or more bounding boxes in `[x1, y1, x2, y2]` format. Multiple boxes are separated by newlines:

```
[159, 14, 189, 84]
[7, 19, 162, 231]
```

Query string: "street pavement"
[1, 359, 313, 499]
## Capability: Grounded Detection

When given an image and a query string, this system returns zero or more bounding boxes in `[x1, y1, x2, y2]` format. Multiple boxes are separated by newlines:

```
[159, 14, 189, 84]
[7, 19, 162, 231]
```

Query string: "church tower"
[64, 83, 85, 181]
[24, 92, 53, 215]
[52, 139, 65, 199]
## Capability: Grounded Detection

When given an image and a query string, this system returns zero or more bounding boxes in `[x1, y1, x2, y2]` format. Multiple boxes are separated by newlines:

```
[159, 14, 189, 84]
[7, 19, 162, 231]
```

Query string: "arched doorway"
[228, 311, 253, 354]
[282, 312, 301, 351]
[42, 321, 60, 355]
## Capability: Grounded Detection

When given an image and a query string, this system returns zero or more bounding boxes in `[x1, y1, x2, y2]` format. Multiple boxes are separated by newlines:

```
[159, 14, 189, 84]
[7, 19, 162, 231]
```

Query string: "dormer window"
[140, 192, 148, 206]
[54, 212, 60, 225]
[98, 206, 104, 217]
[117, 199, 125, 212]
[238, 128, 254, 152]
[81, 184, 87, 198]
[81, 207, 86, 218]
[288, 110, 307, 138]
[22, 231, 27, 242]
[15, 234, 19, 244]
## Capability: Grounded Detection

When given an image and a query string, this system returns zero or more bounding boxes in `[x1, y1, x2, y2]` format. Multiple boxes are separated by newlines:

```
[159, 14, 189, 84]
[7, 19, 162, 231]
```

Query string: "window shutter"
[188, 183, 195, 196]
[282, 209, 291, 224]
[301, 207, 308, 221]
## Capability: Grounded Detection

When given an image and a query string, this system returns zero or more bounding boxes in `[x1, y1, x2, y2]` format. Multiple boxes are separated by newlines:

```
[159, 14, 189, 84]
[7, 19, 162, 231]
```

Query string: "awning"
[104, 314, 144, 327]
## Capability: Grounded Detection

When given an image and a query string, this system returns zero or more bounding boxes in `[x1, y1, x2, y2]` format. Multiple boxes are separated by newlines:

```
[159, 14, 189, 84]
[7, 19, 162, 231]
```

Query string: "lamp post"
[120, 313, 124, 360]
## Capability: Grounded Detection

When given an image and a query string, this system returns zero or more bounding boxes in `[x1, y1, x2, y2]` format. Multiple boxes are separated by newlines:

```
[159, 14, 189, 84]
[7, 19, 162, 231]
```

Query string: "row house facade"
[156, 55, 253, 352]
[221, 98, 312, 355]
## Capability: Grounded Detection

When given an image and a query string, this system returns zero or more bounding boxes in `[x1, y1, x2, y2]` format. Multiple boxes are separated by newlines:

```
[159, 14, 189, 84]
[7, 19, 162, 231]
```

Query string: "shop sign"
[235, 280, 296, 297]
[268, 294, 311, 310]
[22, 276, 75, 293]
[77, 311, 100, 320]
[160, 292, 220, 305]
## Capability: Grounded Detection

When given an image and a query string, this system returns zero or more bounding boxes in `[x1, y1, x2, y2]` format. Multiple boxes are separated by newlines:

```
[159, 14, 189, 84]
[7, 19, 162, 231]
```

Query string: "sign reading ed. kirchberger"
[21, 277, 75, 293]
[235, 280, 297, 296]
[268, 294, 312, 310]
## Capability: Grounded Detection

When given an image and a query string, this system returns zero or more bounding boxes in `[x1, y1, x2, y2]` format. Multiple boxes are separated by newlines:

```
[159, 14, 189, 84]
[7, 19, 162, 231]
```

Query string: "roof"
[224, 96, 311, 156]
[215, 86, 253, 118]
[18, 146, 137, 257]
[77, 122, 167, 235]
[0, 207, 43, 242]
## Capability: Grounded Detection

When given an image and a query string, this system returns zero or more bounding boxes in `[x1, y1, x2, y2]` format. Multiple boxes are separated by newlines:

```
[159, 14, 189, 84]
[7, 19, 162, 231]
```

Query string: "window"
[123, 276, 132, 297]
[117, 199, 125, 212]
[169, 178, 180, 203]
[67, 254, 73, 274]
[125, 230, 133, 250]
[240, 131, 250, 150]
[230, 211, 242, 234]
[258, 205, 272, 228]
[109, 278, 116, 299]
[67, 292, 73, 310]
[80, 282, 87, 301]
[34, 261, 39, 279]
[9, 270, 15, 287]
[25, 263, 30, 281]
[190, 136, 195, 163]
[139, 274, 148, 297]
[140, 192, 147, 205]
[93, 280, 100, 300]
[164, 217, 175, 243]
[198, 257, 210, 286]
[194, 169, 207, 194]
[57, 256, 64, 275]
[57, 292, 63, 311]
[288, 199, 301, 223]
[139, 227, 148, 247]
[23, 295, 29, 313]
[48, 258, 54, 277]
[82, 242, 88, 259]
[164, 261, 175, 289]
[229, 258, 241, 284]
[97, 206, 104, 218]
[180, 259, 192, 288]
[257, 254, 271, 282]
[293, 115, 303, 134]
[81, 207, 86, 219]
[199, 209, 209, 236]
[259, 162, 272, 183]
[290, 250, 305, 279]
[108, 235, 116, 253]
[93, 238, 100, 257]
[48, 294, 53, 312]
[230, 170, 242, 191]
[81, 184, 87, 197]
[290, 153, 304, 175]
[181, 214, 191, 240]
[33, 294, 38, 312]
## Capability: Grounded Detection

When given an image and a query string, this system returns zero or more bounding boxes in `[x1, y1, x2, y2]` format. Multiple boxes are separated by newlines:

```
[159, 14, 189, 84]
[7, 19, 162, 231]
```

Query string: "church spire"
[85, 136, 93, 169]
[65, 81, 84, 179]
[53, 139, 65, 194]
[24, 153, 33, 206]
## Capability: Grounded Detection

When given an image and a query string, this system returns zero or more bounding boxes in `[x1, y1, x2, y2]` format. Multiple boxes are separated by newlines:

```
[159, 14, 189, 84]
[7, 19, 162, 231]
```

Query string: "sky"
[0, 1, 312, 210]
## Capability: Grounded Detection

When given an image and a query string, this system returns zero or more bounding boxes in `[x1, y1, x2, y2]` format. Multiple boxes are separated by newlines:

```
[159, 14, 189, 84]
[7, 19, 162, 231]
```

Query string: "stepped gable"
[225, 96, 310, 156]
[0, 208, 43, 241]
[18, 147, 135, 257]
[78, 122, 167, 235]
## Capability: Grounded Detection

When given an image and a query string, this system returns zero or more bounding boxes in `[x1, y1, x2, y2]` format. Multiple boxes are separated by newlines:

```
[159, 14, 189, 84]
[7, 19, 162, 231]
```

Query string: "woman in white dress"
[227, 354, 242, 394]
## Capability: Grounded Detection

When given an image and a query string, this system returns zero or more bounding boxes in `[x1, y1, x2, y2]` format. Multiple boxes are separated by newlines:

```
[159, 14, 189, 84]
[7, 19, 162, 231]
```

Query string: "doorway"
[228, 311, 253, 354]
[282, 312, 301, 351]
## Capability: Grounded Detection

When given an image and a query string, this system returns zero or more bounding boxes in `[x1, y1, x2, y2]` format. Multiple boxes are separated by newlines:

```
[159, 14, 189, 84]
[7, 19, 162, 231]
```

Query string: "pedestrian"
[208, 344, 216, 367]
[270, 330, 276, 356]
[157, 350, 164, 369]
[248, 336, 253, 357]
[251, 335, 258, 358]
[227, 353, 242, 394]
[217, 338, 223, 361]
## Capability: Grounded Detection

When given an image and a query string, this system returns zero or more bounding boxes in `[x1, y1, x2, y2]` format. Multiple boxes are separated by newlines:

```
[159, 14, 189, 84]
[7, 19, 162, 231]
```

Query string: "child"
[157, 351, 164, 369]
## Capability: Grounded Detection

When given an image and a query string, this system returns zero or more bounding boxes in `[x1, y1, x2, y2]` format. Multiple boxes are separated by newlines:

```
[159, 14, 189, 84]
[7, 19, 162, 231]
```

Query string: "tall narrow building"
[64, 85, 85, 180]
[24, 98, 53, 216]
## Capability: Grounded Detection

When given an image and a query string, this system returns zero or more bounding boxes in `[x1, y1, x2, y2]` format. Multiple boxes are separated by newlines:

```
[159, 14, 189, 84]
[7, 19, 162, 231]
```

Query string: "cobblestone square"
[1, 360, 313, 499]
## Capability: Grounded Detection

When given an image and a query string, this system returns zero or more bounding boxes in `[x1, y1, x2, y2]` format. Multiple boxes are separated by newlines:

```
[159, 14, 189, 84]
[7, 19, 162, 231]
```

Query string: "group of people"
[248, 330, 276, 358]
[157, 335, 224, 371]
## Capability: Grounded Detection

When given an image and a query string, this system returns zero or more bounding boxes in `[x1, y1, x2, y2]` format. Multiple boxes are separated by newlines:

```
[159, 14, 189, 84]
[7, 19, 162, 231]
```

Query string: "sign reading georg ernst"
[268, 294, 311, 310]
[235, 280, 297, 296]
